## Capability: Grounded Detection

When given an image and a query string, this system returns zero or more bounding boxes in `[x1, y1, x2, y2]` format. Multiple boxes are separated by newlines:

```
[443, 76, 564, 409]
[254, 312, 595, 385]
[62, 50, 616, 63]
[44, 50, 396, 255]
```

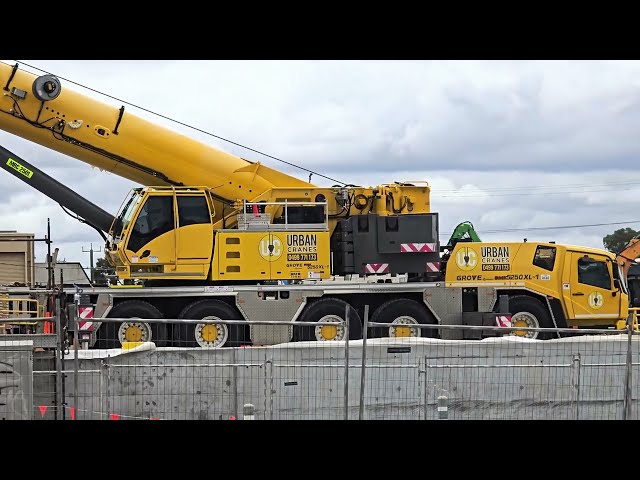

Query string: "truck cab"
[446, 241, 629, 334]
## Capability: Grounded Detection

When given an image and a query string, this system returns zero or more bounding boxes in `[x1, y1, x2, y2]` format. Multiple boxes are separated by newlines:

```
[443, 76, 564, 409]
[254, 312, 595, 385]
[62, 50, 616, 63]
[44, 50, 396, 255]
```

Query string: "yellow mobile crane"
[0, 62, 631, 348]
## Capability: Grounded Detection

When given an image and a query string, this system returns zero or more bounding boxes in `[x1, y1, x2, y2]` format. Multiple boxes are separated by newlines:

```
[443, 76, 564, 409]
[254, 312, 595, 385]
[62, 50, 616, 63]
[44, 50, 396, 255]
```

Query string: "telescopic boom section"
[0, 62, 312, 224]
[0, 144, 115, 233]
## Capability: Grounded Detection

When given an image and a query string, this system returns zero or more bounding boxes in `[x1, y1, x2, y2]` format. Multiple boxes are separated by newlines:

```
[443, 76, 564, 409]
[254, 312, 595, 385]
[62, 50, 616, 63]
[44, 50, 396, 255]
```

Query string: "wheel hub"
[200, 324, 219, 342]
[315, 315, 345, 341]
[389, 316, 420, 338]
[195, 316, 228, 348]
[124, 326, 143, 342]
[320, 325, 338, 340]
[117, 319, 151, 345]
[510, 312, 539, 339]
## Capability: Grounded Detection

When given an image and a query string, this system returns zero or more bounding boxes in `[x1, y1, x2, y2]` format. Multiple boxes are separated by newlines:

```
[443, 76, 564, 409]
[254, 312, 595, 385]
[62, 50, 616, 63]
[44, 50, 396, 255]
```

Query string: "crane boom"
[0, 62, 311, 225]
[0, 144, 115, 233]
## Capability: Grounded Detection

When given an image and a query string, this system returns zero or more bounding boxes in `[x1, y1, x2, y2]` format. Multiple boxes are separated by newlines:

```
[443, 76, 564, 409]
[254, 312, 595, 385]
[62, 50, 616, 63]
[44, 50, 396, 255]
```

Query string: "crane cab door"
[174, 194, 214, 278]
[562, 252, 621, 325]
[125, 194, 176, 270]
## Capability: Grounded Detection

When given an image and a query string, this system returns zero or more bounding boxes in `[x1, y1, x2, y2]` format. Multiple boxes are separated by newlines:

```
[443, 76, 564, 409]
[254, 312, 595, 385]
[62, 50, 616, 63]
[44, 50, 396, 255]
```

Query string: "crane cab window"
[578, 257, 611, 290]
[178, 196, 210, 227]
[533, 245, 556, 271]
[127, 196, 174, 252]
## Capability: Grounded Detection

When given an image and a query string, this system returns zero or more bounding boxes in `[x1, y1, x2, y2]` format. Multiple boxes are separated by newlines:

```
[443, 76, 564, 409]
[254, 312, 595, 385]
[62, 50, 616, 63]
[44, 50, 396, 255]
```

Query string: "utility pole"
[46, 218, 52, 289]
[82, 243, 101, 285]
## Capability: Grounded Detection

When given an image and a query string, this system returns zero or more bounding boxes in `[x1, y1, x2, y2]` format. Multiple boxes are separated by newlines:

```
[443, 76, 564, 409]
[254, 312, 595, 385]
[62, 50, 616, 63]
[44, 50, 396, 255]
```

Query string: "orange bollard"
[44, 311, 51, 334]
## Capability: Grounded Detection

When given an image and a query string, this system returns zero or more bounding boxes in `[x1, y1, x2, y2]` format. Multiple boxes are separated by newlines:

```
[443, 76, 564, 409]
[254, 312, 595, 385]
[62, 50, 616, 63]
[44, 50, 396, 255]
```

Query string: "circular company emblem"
[588, 291, 604, 309]
[259, 235, 282, 262]
[455, 247, 477, 271]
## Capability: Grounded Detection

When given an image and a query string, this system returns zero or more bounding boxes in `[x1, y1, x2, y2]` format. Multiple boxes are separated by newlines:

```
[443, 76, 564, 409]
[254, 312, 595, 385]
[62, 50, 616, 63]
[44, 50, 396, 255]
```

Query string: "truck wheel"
[293, 298, 362, 342]
[507, 295, 555, 340]
[96, 300, 166, 349]
[370, 299, 437, 339]
[177, 299, 248, 348]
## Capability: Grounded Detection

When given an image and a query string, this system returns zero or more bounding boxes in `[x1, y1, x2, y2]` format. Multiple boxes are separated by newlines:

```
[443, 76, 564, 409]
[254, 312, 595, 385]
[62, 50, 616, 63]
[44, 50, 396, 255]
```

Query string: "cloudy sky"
[2, 59, 640, 275]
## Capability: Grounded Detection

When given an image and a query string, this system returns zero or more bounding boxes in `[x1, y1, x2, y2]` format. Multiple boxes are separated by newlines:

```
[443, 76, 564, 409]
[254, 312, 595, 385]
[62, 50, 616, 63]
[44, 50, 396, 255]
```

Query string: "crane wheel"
[369, 299, 437, 339]
[96, 300, 166, 349]
[293, 298, 361, 342]
[177, 299, 248, 348]
[506, 296, 554, 340]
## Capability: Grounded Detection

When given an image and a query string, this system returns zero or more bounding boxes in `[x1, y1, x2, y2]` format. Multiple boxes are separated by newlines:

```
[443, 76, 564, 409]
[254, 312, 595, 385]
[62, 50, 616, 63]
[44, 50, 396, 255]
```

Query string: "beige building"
[0, 231, 35, 286]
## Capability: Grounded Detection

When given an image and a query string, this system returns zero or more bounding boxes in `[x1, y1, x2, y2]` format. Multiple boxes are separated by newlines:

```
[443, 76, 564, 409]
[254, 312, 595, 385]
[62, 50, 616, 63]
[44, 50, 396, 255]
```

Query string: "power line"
[437, 186, 640, 198]
[440, 219, 640, 236]
[6, 60, 640, 195]
[434, 179, 640, 194]
[10, 60, 346, 186]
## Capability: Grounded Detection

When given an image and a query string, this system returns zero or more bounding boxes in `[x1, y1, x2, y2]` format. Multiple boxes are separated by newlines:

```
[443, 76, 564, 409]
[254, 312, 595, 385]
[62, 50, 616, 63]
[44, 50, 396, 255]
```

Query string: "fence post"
[73, 299, 80, 421]
[343, 304, 350, 420]
[266, 351, 273, 420]
[54, 298, 63, 421]
[623, 311, 634, 420]
[437, 394, 448, 420]
[572, 354, 581, 420]
[423, 358, 429, 420]
[243, 403, 255, 420]
[105, 355, 112, 421]
[232, 347, 238, 420]
[358, 304, 369, 420]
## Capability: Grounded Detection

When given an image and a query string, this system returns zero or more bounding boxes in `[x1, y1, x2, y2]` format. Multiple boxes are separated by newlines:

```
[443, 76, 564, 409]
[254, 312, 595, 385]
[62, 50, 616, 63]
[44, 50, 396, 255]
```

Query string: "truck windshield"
[113, 190, 143, 239]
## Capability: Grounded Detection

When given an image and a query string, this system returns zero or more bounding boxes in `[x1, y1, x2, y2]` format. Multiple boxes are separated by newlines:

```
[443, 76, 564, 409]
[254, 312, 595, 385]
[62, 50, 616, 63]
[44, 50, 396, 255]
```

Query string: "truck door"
[125, 194, 176, 267]
[261, 232, 284, 280]
[175, 194, 214, 276]
[564, 252, 621, 323]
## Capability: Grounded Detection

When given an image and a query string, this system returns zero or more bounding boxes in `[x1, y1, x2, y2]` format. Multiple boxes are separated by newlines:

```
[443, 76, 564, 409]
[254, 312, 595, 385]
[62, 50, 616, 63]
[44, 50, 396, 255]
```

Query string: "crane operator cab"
[106, 186, 332, 283]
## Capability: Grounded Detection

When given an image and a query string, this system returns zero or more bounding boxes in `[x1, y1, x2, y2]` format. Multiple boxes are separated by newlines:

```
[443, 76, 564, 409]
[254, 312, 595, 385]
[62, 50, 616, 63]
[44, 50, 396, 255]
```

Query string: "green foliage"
[94, 256, 116, 286]
[603, 228, 640, 254]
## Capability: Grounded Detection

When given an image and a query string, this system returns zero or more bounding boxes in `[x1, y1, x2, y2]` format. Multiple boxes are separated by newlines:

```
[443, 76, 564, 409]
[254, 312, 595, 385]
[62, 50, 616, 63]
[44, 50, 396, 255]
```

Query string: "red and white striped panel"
[425, 262, 440, 272]
[365, 263, 390, 274]
[400, 243, 437, 253]
[495, 315, 512, 328]
[78, 306, 95, 331]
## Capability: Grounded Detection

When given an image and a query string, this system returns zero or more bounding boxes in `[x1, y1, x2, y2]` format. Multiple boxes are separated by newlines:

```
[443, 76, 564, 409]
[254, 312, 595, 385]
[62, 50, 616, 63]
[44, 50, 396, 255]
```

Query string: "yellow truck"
[0, 62, 630, 347]
[445, 241, 629, 339]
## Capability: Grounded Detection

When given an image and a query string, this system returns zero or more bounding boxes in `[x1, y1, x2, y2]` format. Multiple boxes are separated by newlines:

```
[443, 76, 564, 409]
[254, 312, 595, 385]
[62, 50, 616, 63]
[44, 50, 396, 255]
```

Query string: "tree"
[603, 228, 640, 254]
[94, 256, 116, 286]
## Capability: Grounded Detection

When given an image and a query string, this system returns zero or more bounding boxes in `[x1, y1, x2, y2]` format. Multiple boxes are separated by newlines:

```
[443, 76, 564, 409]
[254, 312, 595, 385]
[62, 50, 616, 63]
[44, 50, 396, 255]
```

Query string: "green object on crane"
[446, 221, 481, 249]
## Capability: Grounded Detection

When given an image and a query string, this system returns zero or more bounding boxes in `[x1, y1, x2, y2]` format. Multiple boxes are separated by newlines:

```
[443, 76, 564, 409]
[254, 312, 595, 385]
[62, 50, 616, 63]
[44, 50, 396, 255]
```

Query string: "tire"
[507, 295, 555, 340]
[293, 298, 362, 342]
[95, 300, 166, 349]
[369, 298, 437, 339]
[177, 299, 248, 348]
